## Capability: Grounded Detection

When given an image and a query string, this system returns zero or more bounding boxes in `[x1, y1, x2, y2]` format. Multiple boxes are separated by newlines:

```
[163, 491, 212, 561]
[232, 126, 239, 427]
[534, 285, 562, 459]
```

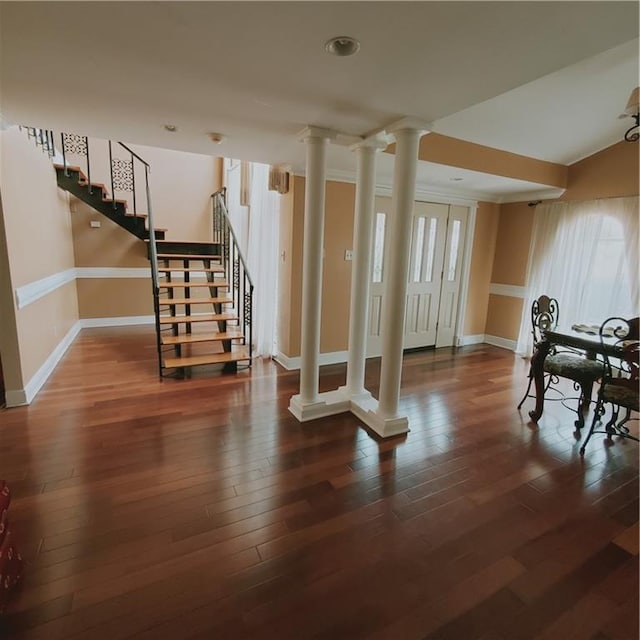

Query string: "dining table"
[527, 324, 621, 425]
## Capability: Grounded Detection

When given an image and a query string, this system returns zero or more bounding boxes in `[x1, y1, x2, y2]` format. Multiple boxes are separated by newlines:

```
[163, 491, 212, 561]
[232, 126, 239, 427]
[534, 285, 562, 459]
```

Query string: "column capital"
[385, 117, 431, 136]
[349, 133, 390, 152]
[297, 126, 339, 142]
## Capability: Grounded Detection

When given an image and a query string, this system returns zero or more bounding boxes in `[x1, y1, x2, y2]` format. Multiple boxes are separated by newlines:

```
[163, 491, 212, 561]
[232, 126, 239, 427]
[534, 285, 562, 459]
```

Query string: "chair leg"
[580, 398, 605, 455]
[517, 369, 534, 410]
[617, 407, 632, 434]
[574, 383, 592, 429]
[604, 405, 620, 437]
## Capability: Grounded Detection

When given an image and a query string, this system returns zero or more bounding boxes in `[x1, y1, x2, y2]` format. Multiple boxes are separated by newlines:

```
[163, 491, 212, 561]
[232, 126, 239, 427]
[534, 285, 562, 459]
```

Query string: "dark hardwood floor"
[0, 326, 637, 639]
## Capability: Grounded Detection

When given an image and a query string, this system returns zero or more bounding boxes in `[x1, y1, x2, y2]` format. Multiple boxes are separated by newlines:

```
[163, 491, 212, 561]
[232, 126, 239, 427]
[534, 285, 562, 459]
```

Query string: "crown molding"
[496, 187, 566, 204]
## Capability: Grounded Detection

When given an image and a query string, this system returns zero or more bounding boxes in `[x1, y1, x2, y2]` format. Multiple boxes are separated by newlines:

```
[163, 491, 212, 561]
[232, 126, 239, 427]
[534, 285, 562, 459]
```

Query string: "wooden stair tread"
[161, 330, 244, 345]
[159, 313, 238, 324]
[158, 267, 225, 275]
[157, 253, 222, 261]
[156, 239, 222, 245]
[163, 348, 251, 369]
[159, 297, 233, 305]
[159, 281, 229, 289]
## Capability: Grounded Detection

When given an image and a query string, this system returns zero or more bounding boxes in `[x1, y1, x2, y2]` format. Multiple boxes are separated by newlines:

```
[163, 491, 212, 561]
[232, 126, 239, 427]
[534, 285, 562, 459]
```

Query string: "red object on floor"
[0, 481, 24, 613]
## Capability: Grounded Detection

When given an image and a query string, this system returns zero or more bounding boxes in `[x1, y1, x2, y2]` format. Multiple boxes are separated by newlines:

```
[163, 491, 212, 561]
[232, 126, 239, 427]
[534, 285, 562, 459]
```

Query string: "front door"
[366, 197, 468, 356]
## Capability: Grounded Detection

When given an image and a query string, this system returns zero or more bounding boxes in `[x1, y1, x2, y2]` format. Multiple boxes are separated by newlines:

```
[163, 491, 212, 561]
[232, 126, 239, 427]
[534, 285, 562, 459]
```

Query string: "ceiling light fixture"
[623, 87, 639, 142]
[164, 124, 177, 132]
[324, 36, 360, 57]
[209, 132, 224, 144]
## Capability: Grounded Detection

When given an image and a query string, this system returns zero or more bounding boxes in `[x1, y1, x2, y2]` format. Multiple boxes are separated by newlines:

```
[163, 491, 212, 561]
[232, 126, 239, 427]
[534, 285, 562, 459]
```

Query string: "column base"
[288, 389, 350, 422]
[349, 394, 409, 438]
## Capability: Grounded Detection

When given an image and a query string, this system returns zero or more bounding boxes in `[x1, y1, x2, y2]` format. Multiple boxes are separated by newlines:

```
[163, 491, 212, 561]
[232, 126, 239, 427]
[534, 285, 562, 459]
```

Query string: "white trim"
[484, 334, 517, 351]
[378, 183, 485, 207]
[14, 268, 76, 309]
[273, 349, 349, 371]
[489, 283, 526, 298]
[6, 320, 81, 407]
[496, 187, 566, 204]
[454, 203, 477, 346]
[456, 334, 486, 347]
[76, 267, 151, 279]
[14, 267, 155, 311]
[5, 389, 27, 407]
[294, 169, 487, 205]
[79, 315, 155, 328]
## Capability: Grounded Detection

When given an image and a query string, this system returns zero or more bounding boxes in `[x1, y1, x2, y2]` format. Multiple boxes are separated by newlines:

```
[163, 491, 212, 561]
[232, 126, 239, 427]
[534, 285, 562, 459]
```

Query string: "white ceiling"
[1, 1, 638, 201]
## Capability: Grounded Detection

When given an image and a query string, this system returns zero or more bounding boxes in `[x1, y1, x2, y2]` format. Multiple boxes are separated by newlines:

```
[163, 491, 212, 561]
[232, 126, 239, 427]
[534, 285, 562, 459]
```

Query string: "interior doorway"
[367, 196, 469, 356]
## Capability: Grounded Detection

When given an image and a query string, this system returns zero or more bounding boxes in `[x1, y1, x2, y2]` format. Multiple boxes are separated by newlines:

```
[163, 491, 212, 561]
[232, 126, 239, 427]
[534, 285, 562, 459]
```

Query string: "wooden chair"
[518, 295, 603, 428]
[580, 316, 639, 454]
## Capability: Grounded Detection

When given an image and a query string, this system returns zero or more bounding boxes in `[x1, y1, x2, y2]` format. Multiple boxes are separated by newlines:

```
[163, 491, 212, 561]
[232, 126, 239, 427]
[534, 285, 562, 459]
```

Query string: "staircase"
[25, 128, 253, 377]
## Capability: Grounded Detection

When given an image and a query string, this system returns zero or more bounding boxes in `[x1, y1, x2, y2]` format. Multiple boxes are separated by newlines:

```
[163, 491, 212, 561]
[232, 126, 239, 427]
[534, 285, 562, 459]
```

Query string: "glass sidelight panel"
[447, 219, 461, 281]
[425, 218, 437, 282]
[412, 217, 426, 282]
[372, 212, 386, 283]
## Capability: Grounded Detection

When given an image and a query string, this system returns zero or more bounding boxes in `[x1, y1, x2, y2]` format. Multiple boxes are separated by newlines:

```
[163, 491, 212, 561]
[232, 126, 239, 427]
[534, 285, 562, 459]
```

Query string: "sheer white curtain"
[516, 196, 639, 354]
[246, 163, 280, 356]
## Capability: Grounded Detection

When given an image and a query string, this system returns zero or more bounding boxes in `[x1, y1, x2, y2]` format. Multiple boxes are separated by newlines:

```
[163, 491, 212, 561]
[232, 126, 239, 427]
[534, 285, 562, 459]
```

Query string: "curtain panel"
[516, 196, 639, 355]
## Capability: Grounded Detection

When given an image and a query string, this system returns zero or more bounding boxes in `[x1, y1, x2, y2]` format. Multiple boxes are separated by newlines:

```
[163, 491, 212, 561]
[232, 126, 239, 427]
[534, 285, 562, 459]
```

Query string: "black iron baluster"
[108, 141, 115, 207]
[131, 152, 137, 216]
[85, 136, 92, 195]
[61, 133, 68, 176]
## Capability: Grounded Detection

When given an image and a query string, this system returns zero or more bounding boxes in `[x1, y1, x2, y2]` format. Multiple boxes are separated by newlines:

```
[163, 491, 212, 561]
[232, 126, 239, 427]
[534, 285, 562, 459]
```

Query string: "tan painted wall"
[485, 295, 524, 342]
[0, 127, 79, 396]
[321, 180, 355, 353]
[560, 141, 639, 201]
[486, 141, 640, 342]
[463, 201, 499, 336]
[0, 189, 23, 391]
[15, 281, 79, 383]
[279, 177, 356, 358]
[490, 201, 533, 286]
[76, 279, 153, 318]
[71, 199, 149, 268]
[1, 127, 76, 287]
[387, 133, 568, 189]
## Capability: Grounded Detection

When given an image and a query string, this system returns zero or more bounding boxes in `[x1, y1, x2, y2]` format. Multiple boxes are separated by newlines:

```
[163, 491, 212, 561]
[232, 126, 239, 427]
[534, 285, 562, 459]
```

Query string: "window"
[517, 197, 639, 354]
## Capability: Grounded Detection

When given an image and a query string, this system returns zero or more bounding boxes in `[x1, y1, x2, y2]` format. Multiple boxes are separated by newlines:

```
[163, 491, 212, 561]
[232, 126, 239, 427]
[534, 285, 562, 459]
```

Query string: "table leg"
[529, 338, 551, 423]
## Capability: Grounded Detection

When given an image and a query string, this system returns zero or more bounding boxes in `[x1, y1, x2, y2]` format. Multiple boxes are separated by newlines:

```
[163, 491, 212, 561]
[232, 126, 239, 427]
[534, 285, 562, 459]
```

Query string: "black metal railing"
[58, 132, 164, 376]
[21, 126, 55, 157]
[212, 189, 254, 361]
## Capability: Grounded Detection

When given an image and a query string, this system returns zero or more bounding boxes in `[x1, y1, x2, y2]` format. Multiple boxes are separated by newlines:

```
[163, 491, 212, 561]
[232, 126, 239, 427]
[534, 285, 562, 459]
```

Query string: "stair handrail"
[211, 189, 254, 360]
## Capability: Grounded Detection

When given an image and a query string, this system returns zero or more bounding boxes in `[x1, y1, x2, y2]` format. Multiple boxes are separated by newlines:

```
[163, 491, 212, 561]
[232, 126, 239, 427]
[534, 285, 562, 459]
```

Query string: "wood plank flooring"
[0, 326, 637, 639]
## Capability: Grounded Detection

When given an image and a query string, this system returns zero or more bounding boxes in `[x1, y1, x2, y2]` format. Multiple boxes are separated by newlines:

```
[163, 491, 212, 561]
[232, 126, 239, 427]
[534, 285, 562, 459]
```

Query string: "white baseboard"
[79, 315, 156, 328]
[456, 334, 486, 347]
[273, 350, 349, 371]
[484, 334, 517, 351]
[6, 320, 81, 407]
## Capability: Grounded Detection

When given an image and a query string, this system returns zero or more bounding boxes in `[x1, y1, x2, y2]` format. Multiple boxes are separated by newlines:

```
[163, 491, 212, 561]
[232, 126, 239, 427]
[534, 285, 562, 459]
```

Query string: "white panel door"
[435, 205, 468, 348]
[403, 201, 449, 348]
[366, 197, 469, 355]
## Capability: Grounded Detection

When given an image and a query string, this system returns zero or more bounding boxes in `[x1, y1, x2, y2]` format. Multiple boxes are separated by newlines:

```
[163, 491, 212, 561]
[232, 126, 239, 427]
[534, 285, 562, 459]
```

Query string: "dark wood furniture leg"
[529, 338, 551, 423]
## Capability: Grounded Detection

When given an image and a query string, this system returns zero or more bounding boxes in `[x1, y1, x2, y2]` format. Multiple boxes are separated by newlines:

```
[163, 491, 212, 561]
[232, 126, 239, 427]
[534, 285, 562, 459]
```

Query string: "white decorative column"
[363, 119, 429, 437]
[289, 127, 337, 422]
[344, 138, 386, 398]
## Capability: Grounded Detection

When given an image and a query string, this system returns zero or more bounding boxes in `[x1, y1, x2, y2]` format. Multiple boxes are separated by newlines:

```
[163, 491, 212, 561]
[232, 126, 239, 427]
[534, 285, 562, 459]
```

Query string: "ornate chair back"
[600, 316, 640, 391]
[531, 295, 559, 345]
